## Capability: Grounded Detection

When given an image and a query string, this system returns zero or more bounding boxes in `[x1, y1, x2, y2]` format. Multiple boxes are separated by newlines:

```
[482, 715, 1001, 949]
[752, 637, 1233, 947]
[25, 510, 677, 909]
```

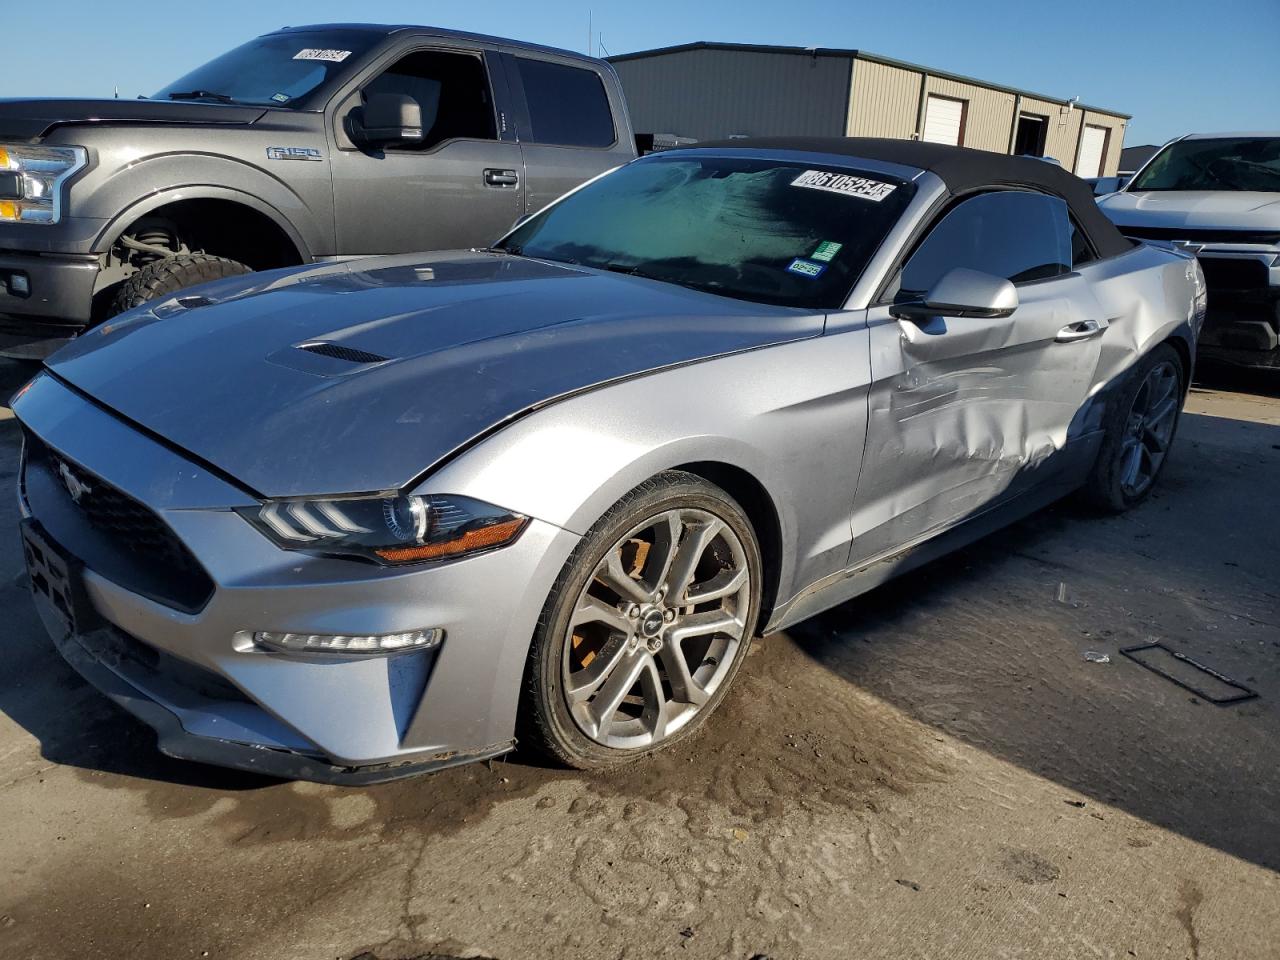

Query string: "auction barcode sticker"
[294, 49, 353, 62]
[791, 170, 896, 202]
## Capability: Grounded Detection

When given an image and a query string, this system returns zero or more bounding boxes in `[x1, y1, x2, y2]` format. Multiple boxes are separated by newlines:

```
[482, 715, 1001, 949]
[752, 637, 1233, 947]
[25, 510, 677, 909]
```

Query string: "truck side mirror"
[350, 93, 424, 147]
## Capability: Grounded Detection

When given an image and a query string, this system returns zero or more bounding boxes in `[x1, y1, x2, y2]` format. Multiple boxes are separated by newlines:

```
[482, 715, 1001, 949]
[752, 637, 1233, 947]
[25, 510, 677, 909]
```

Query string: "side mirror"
[890, 267, 1019, 323]
[1092, 176, 1124, 196]
[350, 93, 424, 146]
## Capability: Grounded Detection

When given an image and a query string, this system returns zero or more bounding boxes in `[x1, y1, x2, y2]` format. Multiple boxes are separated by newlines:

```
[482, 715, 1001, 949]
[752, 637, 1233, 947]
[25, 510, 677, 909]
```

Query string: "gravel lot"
[0, 358, 1277, 960]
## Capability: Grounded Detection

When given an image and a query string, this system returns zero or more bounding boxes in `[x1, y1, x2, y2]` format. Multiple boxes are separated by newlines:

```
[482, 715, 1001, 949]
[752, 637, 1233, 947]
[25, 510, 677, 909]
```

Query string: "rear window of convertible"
[499, 155, 916, 309]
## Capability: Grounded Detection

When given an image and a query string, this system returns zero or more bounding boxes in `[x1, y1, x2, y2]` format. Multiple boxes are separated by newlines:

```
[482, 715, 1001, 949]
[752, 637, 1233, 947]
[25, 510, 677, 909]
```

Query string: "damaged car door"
[850, 189, 1106, 564]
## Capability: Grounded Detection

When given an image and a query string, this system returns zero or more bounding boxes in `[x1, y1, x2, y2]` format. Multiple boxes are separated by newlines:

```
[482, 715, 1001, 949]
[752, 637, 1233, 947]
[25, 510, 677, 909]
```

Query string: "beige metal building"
[609, 43, 1129, 177]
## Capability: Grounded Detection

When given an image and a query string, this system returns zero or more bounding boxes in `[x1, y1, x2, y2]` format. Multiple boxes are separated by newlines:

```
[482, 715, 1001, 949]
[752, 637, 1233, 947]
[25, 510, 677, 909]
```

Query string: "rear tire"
[520, 471, 763, 769]
[1082, 343, 1185, 512]
[108, 253, 251, 317]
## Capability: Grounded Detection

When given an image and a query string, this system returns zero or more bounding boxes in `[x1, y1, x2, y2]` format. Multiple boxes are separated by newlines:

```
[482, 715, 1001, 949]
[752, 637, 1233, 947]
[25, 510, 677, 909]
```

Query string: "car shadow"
[787, 405, 1280, 871]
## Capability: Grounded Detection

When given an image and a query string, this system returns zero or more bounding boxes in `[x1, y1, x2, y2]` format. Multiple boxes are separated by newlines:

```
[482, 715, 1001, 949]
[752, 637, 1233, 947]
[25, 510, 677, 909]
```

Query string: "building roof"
[608, 42, 1130, 119]
[688, 136, 1133, 259]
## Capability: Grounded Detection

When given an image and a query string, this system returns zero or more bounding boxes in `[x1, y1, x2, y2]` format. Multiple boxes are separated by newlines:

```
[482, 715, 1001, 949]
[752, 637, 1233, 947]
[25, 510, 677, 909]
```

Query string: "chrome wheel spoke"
[594, 550, 650, 606]
[571, 594, 633, 634]
[565, 632, 631, 704]
[670, 609, 745, 642]
[665, 518, 722, 604]
[644, 512, 683, 596]
[638, 657, 671, 741]
[658, 640, 710, 706]
[686, 566, 748, 605]
[586, 649, 650, 738]
[1120, 437, 1144, 490]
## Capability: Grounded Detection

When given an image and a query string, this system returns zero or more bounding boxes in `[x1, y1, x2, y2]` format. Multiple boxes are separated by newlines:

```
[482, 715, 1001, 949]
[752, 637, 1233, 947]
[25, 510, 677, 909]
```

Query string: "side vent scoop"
[297, 342, 390, 365]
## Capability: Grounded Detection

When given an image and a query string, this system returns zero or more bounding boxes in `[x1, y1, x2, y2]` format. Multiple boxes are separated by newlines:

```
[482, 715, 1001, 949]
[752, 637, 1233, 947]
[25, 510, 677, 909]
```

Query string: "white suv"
[1098, 132, 1280, 370]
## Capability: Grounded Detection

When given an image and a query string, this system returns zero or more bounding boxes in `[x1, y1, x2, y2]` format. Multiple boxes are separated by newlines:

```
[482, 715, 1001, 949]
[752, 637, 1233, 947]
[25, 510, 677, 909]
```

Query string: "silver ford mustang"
[14, 138, 1205, 783]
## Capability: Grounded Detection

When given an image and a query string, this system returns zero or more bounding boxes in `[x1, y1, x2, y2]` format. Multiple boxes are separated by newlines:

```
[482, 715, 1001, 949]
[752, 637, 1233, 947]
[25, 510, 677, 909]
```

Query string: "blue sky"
[5, 0, 1276, 147]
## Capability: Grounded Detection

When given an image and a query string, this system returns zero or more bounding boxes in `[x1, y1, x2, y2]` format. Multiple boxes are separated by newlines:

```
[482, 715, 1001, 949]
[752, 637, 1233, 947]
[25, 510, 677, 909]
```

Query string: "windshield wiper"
[167, 90, 237, 104]
[599, 261, 659, 281]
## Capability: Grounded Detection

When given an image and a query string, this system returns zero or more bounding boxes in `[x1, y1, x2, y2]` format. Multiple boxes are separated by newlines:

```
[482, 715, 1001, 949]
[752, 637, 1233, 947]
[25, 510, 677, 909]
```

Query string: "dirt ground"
[0, 358, 1277, 960]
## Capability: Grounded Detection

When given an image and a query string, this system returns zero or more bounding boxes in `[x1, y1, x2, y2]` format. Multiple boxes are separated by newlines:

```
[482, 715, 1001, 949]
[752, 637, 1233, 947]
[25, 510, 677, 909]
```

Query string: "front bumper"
[0, 249, 99, 359]
[14, 372, 580, 783]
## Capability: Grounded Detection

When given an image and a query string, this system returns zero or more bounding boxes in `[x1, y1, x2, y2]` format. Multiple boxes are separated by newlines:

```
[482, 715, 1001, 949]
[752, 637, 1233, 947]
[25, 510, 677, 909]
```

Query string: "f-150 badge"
[266, 147, 323, 162]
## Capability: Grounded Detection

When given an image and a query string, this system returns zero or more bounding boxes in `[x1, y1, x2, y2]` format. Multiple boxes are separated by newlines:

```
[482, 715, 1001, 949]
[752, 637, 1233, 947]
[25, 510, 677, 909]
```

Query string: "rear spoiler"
[635, 133, 698, 156]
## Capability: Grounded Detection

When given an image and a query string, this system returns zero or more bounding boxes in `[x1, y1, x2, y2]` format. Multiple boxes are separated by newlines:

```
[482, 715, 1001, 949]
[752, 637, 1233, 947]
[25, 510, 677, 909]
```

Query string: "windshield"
[498, 155, 915, 309]
[152, 30, 380, 108]
[1128, 137, 1280, 193]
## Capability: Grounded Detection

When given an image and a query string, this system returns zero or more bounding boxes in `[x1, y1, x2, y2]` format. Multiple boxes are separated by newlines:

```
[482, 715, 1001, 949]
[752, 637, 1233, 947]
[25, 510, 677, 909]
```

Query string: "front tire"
[1083, 343, 1185, 512]
[520, 471, 763, 769]
[108, 253, 251, 317]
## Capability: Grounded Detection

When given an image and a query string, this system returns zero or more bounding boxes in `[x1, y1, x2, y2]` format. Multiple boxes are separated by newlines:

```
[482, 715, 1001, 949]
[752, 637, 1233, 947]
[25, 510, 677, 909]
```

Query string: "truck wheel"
[1082, 343, 1184, 513]
[108, 253, 251, 317]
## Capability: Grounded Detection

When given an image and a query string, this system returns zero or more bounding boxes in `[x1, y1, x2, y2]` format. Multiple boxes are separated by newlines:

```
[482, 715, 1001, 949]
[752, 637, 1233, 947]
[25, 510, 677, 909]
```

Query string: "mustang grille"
[22, 432, 214, 612]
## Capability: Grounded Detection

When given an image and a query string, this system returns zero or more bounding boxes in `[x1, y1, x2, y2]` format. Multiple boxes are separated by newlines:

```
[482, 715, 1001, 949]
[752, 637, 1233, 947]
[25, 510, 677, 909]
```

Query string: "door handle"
[484, 168, 519, 187]
[1055, 319, 1106, 343]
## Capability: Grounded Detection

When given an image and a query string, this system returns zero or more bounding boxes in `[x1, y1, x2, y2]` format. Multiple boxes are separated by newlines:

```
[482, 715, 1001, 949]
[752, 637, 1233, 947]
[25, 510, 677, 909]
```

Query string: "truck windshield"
[152, 30, 380, 108]
[1128, 137, 1280, 193]
[498, 155, 915, 309]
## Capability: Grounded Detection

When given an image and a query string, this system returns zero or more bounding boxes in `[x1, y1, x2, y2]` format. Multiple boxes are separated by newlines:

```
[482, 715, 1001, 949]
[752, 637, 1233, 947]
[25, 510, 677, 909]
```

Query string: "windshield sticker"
[293, 48, 353, 62]
[791, 170, 897, 202]
[787, 258, 826, 279]
[811, 241, 843, 262]
[270, 93, 290, 103]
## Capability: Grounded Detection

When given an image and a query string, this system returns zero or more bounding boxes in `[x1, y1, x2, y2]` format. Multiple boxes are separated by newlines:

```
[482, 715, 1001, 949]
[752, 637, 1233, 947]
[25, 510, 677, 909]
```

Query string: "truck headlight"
[235, 493, 528, 565]
[0, 144, 88, 224]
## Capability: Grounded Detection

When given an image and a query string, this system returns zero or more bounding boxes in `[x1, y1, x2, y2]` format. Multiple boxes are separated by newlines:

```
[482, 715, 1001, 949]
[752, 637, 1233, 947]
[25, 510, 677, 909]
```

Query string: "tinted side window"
[362, 50, 496, 149]
[898, 191, 1073, 297]
[1069, 217, 1096, 267]
[516, 57, 615, 147]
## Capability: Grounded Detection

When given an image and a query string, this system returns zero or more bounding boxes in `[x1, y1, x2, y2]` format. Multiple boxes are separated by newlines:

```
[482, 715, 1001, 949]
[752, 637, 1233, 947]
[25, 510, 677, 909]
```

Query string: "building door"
[921, 95, 966, 146]
[1014, 113, 1048, 156]
[1077, 124, 1110, 178]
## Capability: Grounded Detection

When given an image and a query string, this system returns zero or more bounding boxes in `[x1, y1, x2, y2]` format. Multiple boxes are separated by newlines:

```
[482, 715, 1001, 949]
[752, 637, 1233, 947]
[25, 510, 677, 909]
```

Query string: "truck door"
[500, 52, 636, 215]
[329, 45, 524, 254]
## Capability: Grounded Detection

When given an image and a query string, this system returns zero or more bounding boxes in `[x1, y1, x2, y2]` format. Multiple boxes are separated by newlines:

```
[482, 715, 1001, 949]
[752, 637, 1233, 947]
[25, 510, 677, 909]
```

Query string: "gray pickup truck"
[0, 23, 636, 358]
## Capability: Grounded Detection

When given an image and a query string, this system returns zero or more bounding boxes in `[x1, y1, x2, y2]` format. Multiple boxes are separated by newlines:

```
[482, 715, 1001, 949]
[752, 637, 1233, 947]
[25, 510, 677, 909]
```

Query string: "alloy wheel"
[561, 507, 751, 750]
[1119, 359, 1180, 498]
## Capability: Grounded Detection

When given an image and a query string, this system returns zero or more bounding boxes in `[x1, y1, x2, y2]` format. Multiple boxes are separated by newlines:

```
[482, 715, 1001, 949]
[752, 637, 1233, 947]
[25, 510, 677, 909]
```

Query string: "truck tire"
[108, 253, 251, 317]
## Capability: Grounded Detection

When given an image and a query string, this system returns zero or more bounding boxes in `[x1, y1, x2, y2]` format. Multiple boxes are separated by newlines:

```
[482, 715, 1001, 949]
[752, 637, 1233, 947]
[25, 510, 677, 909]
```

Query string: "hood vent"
[297, 342, 390, 365]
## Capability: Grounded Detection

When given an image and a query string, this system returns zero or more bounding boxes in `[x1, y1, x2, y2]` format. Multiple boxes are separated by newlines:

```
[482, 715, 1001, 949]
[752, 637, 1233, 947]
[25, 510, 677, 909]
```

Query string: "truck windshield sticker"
[271, 93, 291, 103]
[293, 48, 353, 63]
[791, 170, 897, 202]
[787, 258, 826, 279]
[811, 241, 843, 262]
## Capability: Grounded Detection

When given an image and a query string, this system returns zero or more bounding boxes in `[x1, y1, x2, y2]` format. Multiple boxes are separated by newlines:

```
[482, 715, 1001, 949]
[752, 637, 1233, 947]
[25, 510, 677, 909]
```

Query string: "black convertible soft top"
[694, 136, 1134, 260]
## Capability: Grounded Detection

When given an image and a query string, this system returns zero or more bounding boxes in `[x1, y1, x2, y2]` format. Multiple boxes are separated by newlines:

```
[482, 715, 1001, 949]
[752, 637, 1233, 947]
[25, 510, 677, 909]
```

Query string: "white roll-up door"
[921, 95, 965, 146]
[1077, 124, 1109, 178]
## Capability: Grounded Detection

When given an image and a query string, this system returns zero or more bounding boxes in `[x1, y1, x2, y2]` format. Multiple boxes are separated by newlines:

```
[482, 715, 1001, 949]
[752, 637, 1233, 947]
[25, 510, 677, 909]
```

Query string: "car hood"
[0, 98, 267, 141]
[47, 252, 822, 498]
[1099, 190, 1280, 231]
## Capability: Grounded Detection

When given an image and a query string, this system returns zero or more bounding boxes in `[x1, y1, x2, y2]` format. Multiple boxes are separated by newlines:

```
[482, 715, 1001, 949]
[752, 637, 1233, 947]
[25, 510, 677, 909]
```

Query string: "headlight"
[235, 493, 528, 565]
[0, 144, 88, 224]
